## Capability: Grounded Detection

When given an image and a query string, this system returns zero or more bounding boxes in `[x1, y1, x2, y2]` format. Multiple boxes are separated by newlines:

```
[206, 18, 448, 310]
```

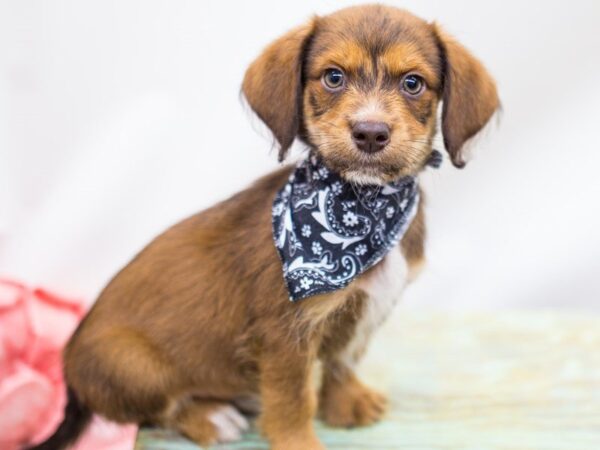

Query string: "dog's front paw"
[271, 435, 325, 450]
[320, 376, 387, 427]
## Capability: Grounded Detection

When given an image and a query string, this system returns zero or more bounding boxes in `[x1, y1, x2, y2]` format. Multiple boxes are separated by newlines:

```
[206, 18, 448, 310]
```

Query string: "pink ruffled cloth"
[0, 278, 137, 450]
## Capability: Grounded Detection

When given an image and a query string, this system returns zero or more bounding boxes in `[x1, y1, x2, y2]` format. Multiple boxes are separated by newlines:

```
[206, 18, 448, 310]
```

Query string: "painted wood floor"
[135, 310, 600, 449]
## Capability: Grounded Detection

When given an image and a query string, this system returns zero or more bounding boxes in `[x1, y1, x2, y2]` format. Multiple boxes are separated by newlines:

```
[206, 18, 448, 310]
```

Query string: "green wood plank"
[135, 420, 407, 450]
[135, 311, 600, 449]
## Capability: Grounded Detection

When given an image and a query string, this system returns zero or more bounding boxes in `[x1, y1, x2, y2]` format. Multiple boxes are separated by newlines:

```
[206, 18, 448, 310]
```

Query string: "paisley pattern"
[272, 154, 420, 301]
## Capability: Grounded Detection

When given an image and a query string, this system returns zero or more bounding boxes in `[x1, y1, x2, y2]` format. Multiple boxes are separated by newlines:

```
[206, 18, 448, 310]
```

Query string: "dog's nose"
[351, 121, 390, 153]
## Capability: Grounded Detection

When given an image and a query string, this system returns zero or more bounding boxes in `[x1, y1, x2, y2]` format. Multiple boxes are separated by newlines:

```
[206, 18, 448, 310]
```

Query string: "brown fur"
[54, 5, 498, 450]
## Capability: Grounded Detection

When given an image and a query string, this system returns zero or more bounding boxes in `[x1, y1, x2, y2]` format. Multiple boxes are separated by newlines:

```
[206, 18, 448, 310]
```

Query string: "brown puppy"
[31, 5, 498, 450]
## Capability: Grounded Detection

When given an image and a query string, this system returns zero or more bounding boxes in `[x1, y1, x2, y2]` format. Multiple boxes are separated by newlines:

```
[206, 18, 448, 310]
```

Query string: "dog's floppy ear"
[242, 19, 316, 161]
[433, 24, 499, 168]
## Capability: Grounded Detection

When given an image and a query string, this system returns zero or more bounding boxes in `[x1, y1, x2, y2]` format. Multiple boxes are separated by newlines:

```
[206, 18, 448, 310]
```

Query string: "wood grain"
[135, 310, 600, 449]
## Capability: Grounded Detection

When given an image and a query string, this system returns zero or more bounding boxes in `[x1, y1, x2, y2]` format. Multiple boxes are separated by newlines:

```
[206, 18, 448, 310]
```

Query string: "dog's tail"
[25, 387, 92, 450]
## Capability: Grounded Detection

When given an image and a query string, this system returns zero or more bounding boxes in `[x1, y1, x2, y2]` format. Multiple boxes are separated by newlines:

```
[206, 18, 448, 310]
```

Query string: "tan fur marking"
[382, 43, 440, 88]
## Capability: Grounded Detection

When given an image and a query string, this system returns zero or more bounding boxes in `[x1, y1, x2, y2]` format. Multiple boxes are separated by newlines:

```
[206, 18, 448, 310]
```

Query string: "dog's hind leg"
[162, 397, 250, 446]
[64, 326, 178, 424]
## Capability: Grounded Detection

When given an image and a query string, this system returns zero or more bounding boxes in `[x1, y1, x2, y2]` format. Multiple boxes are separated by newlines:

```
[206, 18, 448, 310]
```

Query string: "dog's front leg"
[317, 292, 388, 428]
[258, 334, 324, 450]
[319, 357, 387, 428]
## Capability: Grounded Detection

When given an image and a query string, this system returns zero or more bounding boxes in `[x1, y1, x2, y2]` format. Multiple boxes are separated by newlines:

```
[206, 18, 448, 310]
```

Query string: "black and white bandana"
[272, 154, 421, 302]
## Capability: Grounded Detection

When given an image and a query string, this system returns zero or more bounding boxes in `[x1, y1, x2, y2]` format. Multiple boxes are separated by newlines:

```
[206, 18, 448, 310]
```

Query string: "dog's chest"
[357, 245, 409, 308]
[341, 245, 409, 365]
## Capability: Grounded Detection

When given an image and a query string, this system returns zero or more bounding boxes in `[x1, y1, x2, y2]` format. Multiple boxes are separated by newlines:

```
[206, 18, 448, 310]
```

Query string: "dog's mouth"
[322, 154, 404, 186]
[341, 168, 389, 185]
[341, 164, 401, 185]
[308, 131, 431, 185]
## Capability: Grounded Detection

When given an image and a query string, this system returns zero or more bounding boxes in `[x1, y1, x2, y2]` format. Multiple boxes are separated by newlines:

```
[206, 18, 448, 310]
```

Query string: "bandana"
[272, 154, 427, 302]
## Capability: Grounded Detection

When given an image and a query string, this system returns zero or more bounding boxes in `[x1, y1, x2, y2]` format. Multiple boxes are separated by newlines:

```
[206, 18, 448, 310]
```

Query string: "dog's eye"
[322, 68, 345, 91]
[402, 74, 425, 96]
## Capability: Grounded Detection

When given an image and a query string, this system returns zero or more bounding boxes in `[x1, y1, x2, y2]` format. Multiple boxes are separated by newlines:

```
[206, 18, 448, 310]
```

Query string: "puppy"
[31, 5, 498, 450]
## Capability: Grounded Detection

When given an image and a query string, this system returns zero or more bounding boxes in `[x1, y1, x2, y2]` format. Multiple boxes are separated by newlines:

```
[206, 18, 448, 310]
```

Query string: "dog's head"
[242, 5, 499, 184]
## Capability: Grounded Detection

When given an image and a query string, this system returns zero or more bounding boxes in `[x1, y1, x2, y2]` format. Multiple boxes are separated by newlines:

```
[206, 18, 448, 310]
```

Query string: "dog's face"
[302, 8, 443, 183]
[243, 5, 499, 184]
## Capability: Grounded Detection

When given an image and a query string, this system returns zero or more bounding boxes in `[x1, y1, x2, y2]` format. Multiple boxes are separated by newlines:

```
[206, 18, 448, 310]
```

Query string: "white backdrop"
[1, 0, 599, 311]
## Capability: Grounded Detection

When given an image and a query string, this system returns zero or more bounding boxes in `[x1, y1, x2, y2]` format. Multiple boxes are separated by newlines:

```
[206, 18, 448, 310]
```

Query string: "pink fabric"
[0, 279, 137, 450]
